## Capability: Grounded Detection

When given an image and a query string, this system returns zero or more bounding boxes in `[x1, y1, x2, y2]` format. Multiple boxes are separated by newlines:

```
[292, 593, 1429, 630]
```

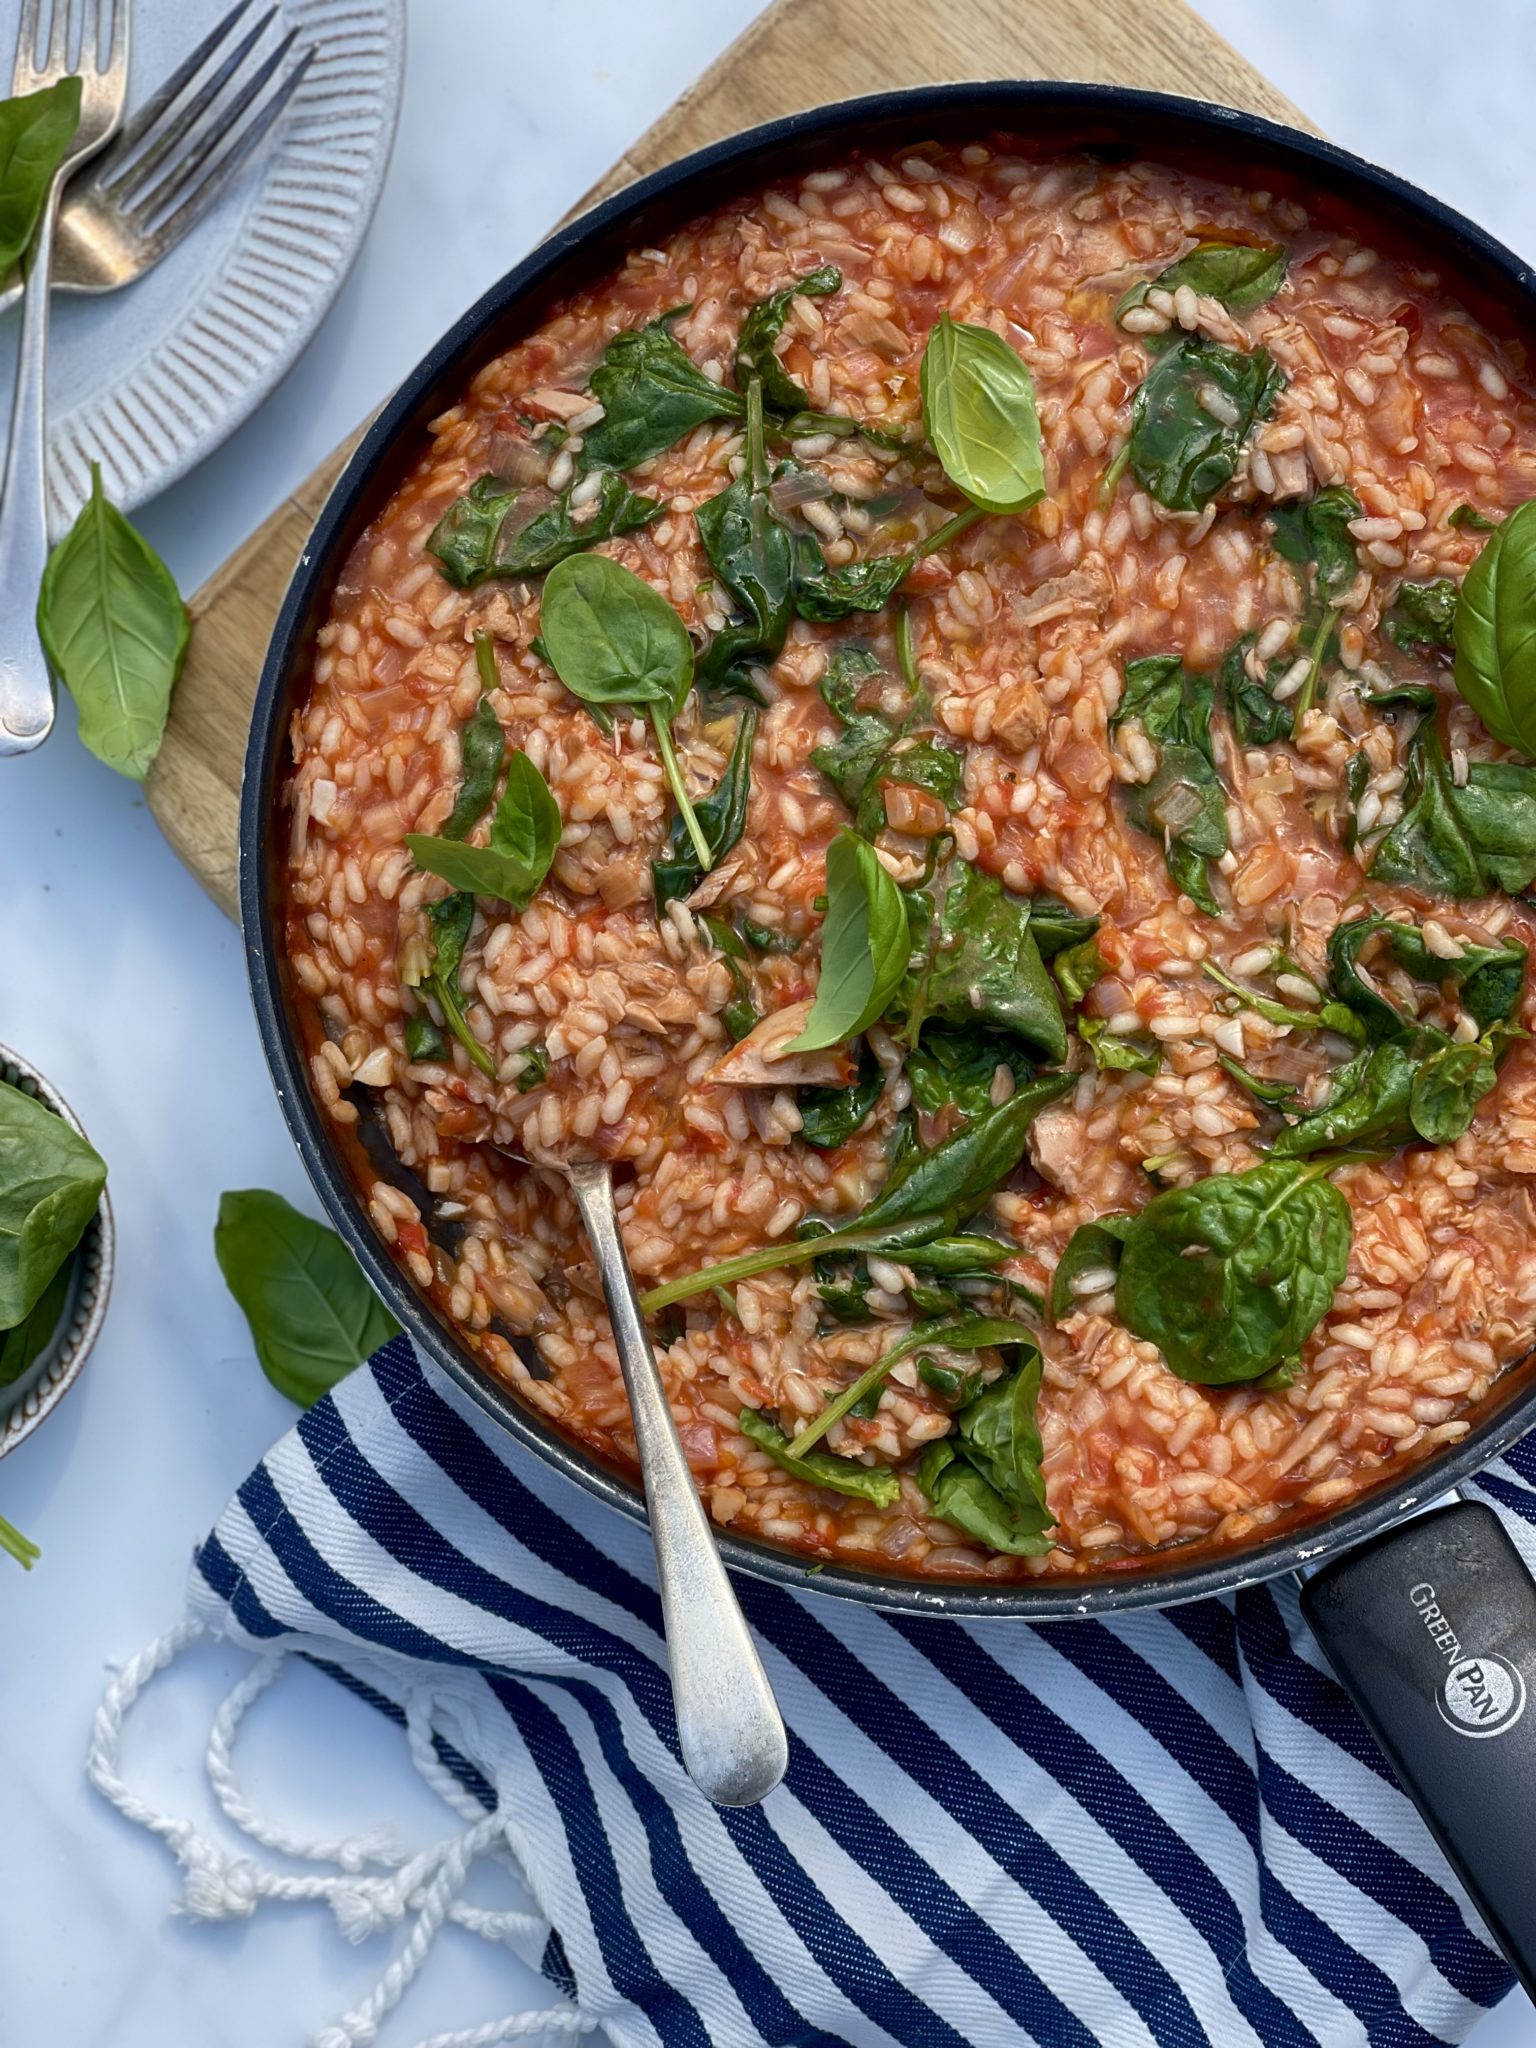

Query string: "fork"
[0, 0, 126, 757]
[0, 0, 316, 316]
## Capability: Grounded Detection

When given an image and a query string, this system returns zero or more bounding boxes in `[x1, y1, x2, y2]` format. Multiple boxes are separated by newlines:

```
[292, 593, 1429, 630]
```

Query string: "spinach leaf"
[639, 1077, 1069, 1313]
[917, 1346, 1053, 1555]
[1449, 504, 1497, 533]
[789, 831, 910, 1050]
[1116, 1156, 1352, 1383]
[583, 310, 745, 471]
[1370, 721, 1536, 897]
[919, 863, 1069, 1064]
[1384, 578, 1458, 655]
[1220, 633, 1294, 746]
[853, 735, 965, 838]
[426, 475, 516, 584]
[906, 1022, 1034, 1120]
[1113, 656, 1228, 913]
[403, 1015, 447, 1063]
[1217, 1053, 1301, 1110]
[699, 914, 760, 1042]
[696, 380, 792, 695]
[792, 539, 916, 625]
[798, 1043, 885, 1149]
[441, 689, 506, 842]
[1269, 486, 1361, 604]
[1204, 960, 1365, 1043]
[1453, 499, 1536, 754]
[1270, 1037, 1420, 1156]
[1052, 934, 1103, 1007]
[741, 916, 800, 955]
[736, 264, 841, 413]
[1027, 900, 1101, 956]
[819, 644, 887, 722]
[215, 1189, 401, 1408]
[428, 472, 664, 586]
[0, 1079, 106, 1334]
[540, 551, 712, 870]
[403, 893, 496, 1079]
[1049, 1214, 1132, 1323]
[1116, 241, 1286, 339]
[408, 749, 560, 909]
[652, 707, 757, 909]
[919, 313, 1046, 515]
[0, 77, 80, 278]
[809, 647, 956, 829]
[1127, 338, 1284, 512]
[0, 1248, 73, 1387]
[507, 472, 663, 578]
[1410, 1035, 1501, 1145]
[1328, 912, 1527, 1038]
[739, 1405, 899, 1503]
[787, 1313, 1039, 1457]
[1080, 1018, 1162, 1074]
[36, 462, 189, 780]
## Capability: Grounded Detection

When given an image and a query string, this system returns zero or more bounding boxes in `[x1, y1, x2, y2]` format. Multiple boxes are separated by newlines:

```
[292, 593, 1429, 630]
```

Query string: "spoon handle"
[565, 1159, 788, 1806]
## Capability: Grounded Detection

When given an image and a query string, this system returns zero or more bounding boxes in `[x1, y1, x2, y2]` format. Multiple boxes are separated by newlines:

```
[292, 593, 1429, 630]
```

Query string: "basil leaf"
[793, 538, 915, 624]
[652, 708, 757, 910]
[405, 893, 496, 1079]
[739, 1405, 898, 1504]
[1370, 722, 1536, 897]
[215, 1189, 401, 1408]
[920, 864, 1068, 1064]
[0, 1250, 73, 1389]
[798, 1042, 884, 1149]
[1220, 633, 1293, 746]
[36, 462, 189, 780]
[408, 749, 560, 909]
[736, 264, 841, 414]
[789, 832, 910, 1050]
[905, 1022, 1034, 1121]
[1453, 499, 1536, 753]
[1116, 1156, 1352, 1383]
[1127, 338, 1285, 512]
[919, 312, 1046, 515]
[583, 310, 745, 472]
[441, 690, 506, 841]
[1049, 1215, 1132, 1323]
[0, 1078, 106, 1332]
[1384, 578, 1458, 655]
[1080, 1018, 1162, 1074]
[0, 78, 80, 278]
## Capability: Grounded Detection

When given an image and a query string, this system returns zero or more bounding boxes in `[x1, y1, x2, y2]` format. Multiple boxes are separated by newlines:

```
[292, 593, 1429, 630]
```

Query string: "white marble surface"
[1, 1, 1534, 2042]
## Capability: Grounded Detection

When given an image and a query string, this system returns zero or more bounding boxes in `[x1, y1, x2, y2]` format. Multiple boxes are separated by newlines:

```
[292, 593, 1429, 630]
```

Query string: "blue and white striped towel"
[94, 1334, 1536, 2048]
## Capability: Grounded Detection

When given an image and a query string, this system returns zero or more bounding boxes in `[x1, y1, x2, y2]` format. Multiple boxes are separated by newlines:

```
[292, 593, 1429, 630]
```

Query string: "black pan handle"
[1300, 1499, 1536, 1997]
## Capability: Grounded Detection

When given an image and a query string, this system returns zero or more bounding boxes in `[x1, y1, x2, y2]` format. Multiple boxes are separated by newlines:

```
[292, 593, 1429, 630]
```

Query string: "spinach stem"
[640, 1233, 841, 1312]
[894, 605, 919, 691]
[650, 706, 713, 872]
[1098, 440, 1132, 509]
[916, 505, 985, 558]
[0, 1512, 39, 1569]
[1293, 605, 1339, 719]
[474, 629, 498, 695]
[745, 376, 767, 491]
[432, 973, 497, 1078]
[785, 1330, 922, 1459]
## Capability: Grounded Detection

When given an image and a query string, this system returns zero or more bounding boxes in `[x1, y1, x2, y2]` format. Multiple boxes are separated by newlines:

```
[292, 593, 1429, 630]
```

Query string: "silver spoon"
[522, 1153, 787, 1806]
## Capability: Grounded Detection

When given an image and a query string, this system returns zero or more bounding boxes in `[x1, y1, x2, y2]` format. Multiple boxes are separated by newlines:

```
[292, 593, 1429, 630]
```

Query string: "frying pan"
[240, 83, 1536, 1992]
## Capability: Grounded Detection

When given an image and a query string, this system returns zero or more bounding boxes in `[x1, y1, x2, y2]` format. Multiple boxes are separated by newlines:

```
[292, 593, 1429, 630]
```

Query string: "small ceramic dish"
[0, 1045, 113, 1457]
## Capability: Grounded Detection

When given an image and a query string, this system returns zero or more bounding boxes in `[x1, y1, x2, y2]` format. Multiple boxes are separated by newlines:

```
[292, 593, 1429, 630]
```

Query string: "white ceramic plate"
[0, 0, 404, 533]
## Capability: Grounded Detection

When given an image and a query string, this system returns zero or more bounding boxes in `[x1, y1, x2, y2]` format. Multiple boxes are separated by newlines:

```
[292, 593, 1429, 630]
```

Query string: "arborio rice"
[282, 139, 1536, 1582]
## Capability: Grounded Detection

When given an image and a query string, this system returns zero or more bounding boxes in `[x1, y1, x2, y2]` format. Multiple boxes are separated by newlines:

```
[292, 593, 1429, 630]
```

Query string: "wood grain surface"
[145, 0, 1312, 918]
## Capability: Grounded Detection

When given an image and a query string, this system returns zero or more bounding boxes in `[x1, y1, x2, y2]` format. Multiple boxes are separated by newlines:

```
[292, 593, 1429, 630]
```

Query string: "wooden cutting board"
[146, 0, 1311, 918]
